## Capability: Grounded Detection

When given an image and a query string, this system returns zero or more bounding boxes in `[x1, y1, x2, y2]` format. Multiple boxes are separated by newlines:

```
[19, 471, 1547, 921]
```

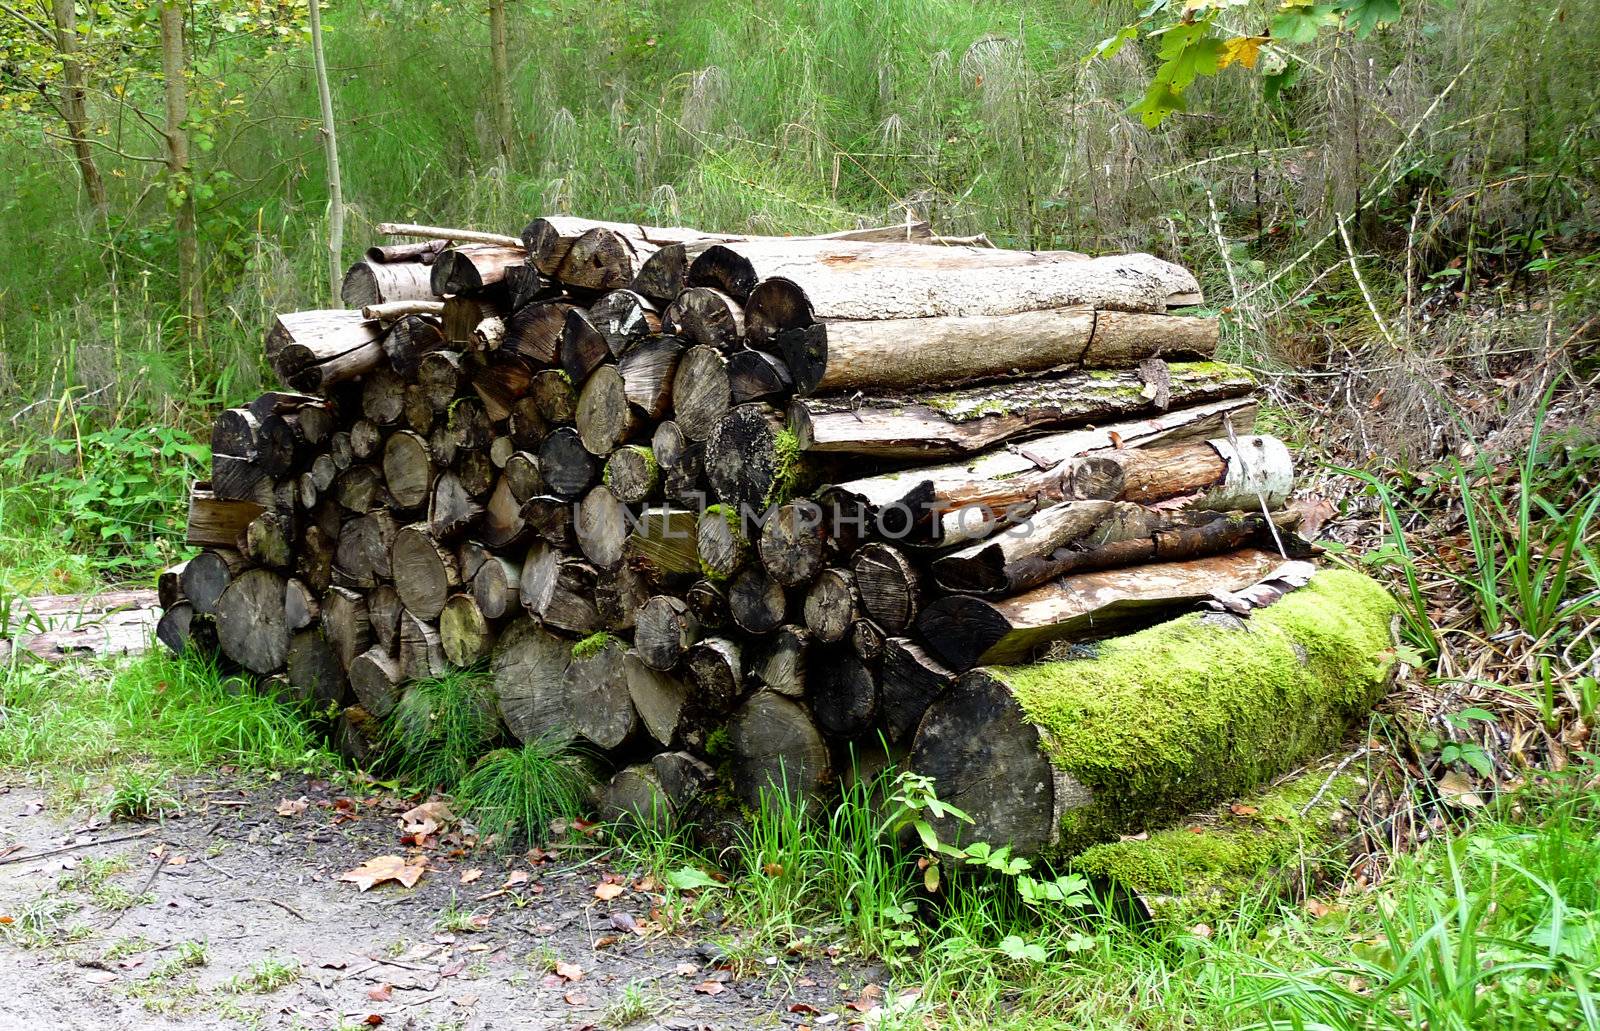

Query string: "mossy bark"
[909, 569, 1399, 856]
[1072, 766, 1366, 929]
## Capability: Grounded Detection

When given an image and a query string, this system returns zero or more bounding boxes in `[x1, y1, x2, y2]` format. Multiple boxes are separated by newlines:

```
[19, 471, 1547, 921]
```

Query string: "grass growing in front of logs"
[455, 739, 594, 848]
[378, 665, 503, 793]
[618, 759, 1600, 1030]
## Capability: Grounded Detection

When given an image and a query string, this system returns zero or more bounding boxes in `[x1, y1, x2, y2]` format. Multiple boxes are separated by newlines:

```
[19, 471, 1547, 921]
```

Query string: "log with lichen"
[909, 569, 1399, 856]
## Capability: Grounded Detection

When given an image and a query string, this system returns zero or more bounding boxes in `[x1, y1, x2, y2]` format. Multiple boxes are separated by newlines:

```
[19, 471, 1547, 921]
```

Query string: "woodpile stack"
[159, 216, 1398, 856]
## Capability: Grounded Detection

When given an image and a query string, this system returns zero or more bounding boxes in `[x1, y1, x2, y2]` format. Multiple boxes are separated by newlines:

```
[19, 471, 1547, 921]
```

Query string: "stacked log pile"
[159, 215, 1396, 855]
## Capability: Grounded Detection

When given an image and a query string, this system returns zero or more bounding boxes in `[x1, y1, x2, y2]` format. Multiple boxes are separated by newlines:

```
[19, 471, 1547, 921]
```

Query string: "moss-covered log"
[1070, 764, 1366, 929]
[909, 569, 1398, 856]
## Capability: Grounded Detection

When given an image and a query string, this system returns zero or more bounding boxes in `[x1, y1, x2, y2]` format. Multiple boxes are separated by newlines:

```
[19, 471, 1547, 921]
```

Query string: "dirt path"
[0, 776, 888, 1030]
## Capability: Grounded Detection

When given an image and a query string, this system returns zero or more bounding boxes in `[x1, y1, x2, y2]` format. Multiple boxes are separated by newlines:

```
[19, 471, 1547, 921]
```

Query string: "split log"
[429, 470, 485, 540]
[850, 619, 885, 662]
[879, 638, 953, 744]
[790, 361, 1251, 459]
[382, 430, 434, 509]
[802, 568, 856, 645]
[705, 403, 793, 515]
[156, 603, 217, 656]
[809, 649, 879, 739]
[851, 544, 920, 635]
[671, 345, 731, 442]
[522, 494, 574, 548]
[185, 484, 264, 547]
[472, 555, 522, 619]
[336, 705, 381, 767]
[828, 397, 1258, 543]
[771, 309, 1216, 397]
[909, 569, 1398, 855]
[757, 500, 827, 587]
[518, 542, 602, 634]
[559, 309, 612, 383]
[504, 302, 577, 365]
[729, 566, 786, 634]
[215, 568, 289, 674]
[624, 506, 701, 584]
[398, 609, 446, 681]
[652, 421, 704, 506]
[285, 627, 347, 708]
[505, 265, 561, 310]
[391, 523, 459, 620]
[686, 579, 730, 631]
[341, 259, 436, 308]
[576, 365, 639, 455]
[918, 548, 1289, 671]
[556, 226, 651, 291]
[334, 511, 397, 587]
[617, 336, 683, 419]
[604, 445, 659, 504]
[349, 419, 384, 460]
[531, 369, 578, 426]
[691, 241, 1200, 324]
[588, 290, 661, 354]
[430, 244, 526, 294]
[285, 577, 320, 630]
[350, 647, 404, 719]
[504, 450, 544, 501]
[727, 691, 830, 804]
[748, 625, 807, 698]
[727, 350, 794, 405]
[603, 751, 714, 827]
[624, 651, 692, 747]
[368, 584, 403, 653]
[664, 287, 744, 351]
[565, 636, 638, 749]
[574, 486, 628, 571]
[181, 548, 245, 615]
[440, 593, 494, 666]
[695, 506, 749, 582]
[683, 636, 742, 714]
[242, 511, 293, 570]
[417, 350, 465, 411]
[257, 411, 309, 477]
[323, 584, 372, 669]
[158, 562, 187, 610]
[538, 426, 597, 499]
[491, 617, 575, 743]
[634, 595, 699, 672]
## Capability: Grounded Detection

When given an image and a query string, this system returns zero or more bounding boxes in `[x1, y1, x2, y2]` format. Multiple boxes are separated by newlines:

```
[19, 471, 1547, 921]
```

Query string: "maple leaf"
[339, 855, 427, 891]
[1218, 36, 1266, 70]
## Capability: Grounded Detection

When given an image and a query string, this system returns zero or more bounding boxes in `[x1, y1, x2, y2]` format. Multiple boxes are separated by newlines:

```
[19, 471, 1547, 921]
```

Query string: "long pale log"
[791, 361, 1251, 459]
[827, 397, 1258, 543]
[377, 222, 523, 248]
[266, 310, 383, 390]
[363, 300, 445, 321]
[909, 570, 1398, 856]
[917, 548, 1287, 671]
[689, 241, 1200, 316]
[774, 308, 1216, 396]
[341, 259, 436, 309]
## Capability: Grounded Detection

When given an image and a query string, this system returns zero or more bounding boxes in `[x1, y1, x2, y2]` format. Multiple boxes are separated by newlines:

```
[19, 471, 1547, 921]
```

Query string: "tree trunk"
[791, 361, 1251, 460]
[909, 569, 1397, 856]
[266, 311, 384, 390]
[308, 0, 343, 302]
[683, 636, 742, 714]
[159, 1, 199, 326]
[472, 554, 522, 619]
[487, 0, 513, 156]
[917, 547, 1288, 671]
[431, 244, 526, 294]
[50, 0, 108, 222]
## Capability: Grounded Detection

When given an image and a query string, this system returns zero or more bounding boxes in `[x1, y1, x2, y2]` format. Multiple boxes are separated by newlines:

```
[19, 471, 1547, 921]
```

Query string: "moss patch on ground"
[1072, 767, 1363, 928]
[993, 569, 1397, 850]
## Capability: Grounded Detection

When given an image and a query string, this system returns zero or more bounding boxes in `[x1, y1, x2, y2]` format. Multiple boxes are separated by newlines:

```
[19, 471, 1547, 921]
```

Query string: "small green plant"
[602, 981, 656, 1027]
[436, 893, 487, 933]
[227, 954, 301, 994]
[105, 767, 179, 821]
[455, 737, 593, 847]
[380, 665, 502, 791]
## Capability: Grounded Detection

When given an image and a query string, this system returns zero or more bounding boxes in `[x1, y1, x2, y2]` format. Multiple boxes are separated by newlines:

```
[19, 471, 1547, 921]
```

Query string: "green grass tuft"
[455, 738, 594, 847]
[379, 665, 503, 792]
[105, 767, 179, 822]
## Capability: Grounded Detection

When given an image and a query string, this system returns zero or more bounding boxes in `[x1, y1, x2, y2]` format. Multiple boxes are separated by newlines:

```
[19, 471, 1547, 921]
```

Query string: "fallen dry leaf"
[1191, 923, 1214, 939]
[1438, 771, 1485, 808]
[693, 980, 726, 996]
[594, 882, 625, 902]
[440, 959, 466, 977]
[564, 991, 588, 1006]
[762, 862, 784, 877]
[846, 985, 884, 1011]
[555, 961, 583, 982]
[1305, 899, 1334, 919]
[503, 870, 530, 888]
[674, 962, 698, 977]
[363, 1015, 383, 1027]
[460, 868, 482, 885]
[1229, 804, 1259, 817]
[339, 855, 427, 891]
[276, 797, 309, 818]
[367, 984, 393, 1002]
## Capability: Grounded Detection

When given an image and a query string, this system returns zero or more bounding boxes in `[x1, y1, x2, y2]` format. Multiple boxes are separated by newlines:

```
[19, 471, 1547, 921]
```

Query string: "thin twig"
[0, 829, 155, 866]
[103, 851, 169, 930]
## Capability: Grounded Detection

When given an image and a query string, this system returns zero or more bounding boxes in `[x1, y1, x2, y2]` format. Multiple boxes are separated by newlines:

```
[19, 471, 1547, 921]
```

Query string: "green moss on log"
[1072, 767, 1363, 928]
[766, 429, 803, 507]
[995, 569, 1397, 850]
[571, 631, 616, 660]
